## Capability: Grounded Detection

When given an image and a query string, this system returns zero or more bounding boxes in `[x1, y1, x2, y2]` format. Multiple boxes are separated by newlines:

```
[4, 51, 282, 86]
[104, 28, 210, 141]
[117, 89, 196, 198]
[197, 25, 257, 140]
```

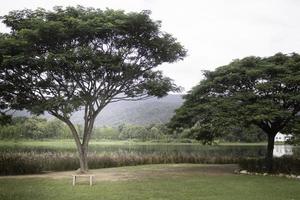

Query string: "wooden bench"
[72, 174, 95, 186]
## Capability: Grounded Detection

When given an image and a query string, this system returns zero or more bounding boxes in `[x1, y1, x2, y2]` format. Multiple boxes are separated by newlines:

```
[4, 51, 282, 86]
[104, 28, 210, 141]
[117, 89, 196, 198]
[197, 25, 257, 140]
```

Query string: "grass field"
[0, 164, 299, 200]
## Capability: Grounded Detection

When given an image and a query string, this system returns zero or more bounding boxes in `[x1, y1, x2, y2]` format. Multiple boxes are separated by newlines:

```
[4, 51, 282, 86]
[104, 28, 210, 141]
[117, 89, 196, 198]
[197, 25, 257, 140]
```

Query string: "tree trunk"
[78, 144, 89, 173]
[266, 133, 276, 173]
[51, 109, 97, 174]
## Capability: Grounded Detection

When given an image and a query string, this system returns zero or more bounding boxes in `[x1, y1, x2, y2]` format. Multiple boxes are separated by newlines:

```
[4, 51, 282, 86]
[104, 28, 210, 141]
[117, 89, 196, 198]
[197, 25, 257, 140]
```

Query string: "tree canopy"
[168, 53, 300, 171]
[0, 6, 186, 172]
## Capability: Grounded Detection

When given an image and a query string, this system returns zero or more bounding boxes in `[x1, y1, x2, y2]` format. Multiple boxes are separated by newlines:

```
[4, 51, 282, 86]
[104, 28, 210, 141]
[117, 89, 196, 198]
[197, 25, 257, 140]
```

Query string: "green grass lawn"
[0, 164, 299, 200]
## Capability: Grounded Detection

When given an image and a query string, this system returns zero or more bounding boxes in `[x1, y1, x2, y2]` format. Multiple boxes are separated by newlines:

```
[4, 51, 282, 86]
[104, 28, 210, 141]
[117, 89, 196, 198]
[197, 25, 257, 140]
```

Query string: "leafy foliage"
[169, 53, 300, 142]
[0, 6, 186, 116]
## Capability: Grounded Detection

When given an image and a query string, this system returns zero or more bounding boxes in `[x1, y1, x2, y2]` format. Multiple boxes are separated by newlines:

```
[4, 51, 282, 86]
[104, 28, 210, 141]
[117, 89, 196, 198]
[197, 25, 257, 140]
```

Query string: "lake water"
[1, 143, 299, 158]
[95, 144, 299, 158]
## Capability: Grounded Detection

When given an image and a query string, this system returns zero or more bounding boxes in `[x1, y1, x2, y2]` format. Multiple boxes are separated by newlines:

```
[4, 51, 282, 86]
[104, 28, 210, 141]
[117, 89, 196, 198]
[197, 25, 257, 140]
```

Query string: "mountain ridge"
[12, 94, 184, 126]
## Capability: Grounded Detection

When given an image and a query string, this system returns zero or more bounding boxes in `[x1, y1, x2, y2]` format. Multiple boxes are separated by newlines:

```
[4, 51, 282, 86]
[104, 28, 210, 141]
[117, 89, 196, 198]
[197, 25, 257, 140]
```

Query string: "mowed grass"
[0, 164, 299, 200]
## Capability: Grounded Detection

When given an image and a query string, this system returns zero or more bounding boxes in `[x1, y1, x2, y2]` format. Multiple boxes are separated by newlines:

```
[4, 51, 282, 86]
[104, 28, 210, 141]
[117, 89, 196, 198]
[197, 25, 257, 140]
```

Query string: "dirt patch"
[0, 164, 239, 181]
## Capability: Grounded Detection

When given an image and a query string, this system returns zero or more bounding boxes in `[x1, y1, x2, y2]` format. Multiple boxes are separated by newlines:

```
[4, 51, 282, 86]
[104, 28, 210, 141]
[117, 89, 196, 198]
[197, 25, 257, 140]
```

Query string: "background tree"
[0, 116, 69, 140]
[169, 53, 300, 172]
[0, 6, 186, 172]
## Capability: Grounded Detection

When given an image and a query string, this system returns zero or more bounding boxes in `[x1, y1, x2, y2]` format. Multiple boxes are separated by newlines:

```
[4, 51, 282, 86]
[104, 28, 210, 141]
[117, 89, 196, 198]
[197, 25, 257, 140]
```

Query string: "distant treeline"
[0, 116, 171, 141]
[0, 116, 267, 142]
[0, 117, 69, 140]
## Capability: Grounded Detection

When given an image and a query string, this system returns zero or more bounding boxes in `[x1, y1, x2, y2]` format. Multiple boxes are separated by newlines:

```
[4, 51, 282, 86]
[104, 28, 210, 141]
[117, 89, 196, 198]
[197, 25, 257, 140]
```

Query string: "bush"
[238, 156, 300, 175]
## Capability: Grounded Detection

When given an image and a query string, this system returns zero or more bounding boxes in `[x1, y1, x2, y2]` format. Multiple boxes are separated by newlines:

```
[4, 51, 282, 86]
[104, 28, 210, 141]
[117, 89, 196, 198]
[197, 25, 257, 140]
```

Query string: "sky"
[1, 0, 300, 92]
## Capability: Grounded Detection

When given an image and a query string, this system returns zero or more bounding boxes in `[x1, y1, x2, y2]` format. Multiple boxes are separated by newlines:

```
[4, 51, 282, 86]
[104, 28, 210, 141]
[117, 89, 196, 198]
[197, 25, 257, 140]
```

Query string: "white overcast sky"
[1, 0, 300, 92]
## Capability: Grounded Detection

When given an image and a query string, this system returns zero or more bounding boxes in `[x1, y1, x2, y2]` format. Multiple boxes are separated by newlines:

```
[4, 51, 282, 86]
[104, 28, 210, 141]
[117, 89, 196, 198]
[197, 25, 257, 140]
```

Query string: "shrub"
[238, 156, 300, 175]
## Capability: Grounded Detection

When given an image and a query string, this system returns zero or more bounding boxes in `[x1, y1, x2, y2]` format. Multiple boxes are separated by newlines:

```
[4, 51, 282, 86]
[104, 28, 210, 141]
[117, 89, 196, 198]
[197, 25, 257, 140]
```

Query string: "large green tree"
[0, 6, 186, 172]
[169, 53, 300, 172]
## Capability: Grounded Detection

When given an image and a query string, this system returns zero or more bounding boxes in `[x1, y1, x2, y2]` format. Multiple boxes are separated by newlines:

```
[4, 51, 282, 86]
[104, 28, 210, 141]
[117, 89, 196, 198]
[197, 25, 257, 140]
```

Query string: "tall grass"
[1, 141, 299, 175]
[0, 151, 240, 175]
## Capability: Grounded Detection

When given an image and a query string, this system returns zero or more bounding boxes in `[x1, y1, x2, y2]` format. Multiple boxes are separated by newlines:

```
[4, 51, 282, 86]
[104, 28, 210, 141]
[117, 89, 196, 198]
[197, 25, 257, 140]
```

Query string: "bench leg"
[73, 176, 76, 186]
[89, 176, 93, 186]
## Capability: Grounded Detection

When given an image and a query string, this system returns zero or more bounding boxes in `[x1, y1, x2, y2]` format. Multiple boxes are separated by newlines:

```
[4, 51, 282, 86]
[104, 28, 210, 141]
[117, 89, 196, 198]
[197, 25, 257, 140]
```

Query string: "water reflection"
[0, 143, 299, 158]
[273, 145, 293, 157]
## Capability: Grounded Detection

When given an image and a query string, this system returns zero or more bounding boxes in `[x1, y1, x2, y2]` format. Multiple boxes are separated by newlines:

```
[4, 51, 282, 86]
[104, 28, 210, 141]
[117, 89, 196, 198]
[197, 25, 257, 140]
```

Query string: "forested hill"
[12, 94, 184, 126]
